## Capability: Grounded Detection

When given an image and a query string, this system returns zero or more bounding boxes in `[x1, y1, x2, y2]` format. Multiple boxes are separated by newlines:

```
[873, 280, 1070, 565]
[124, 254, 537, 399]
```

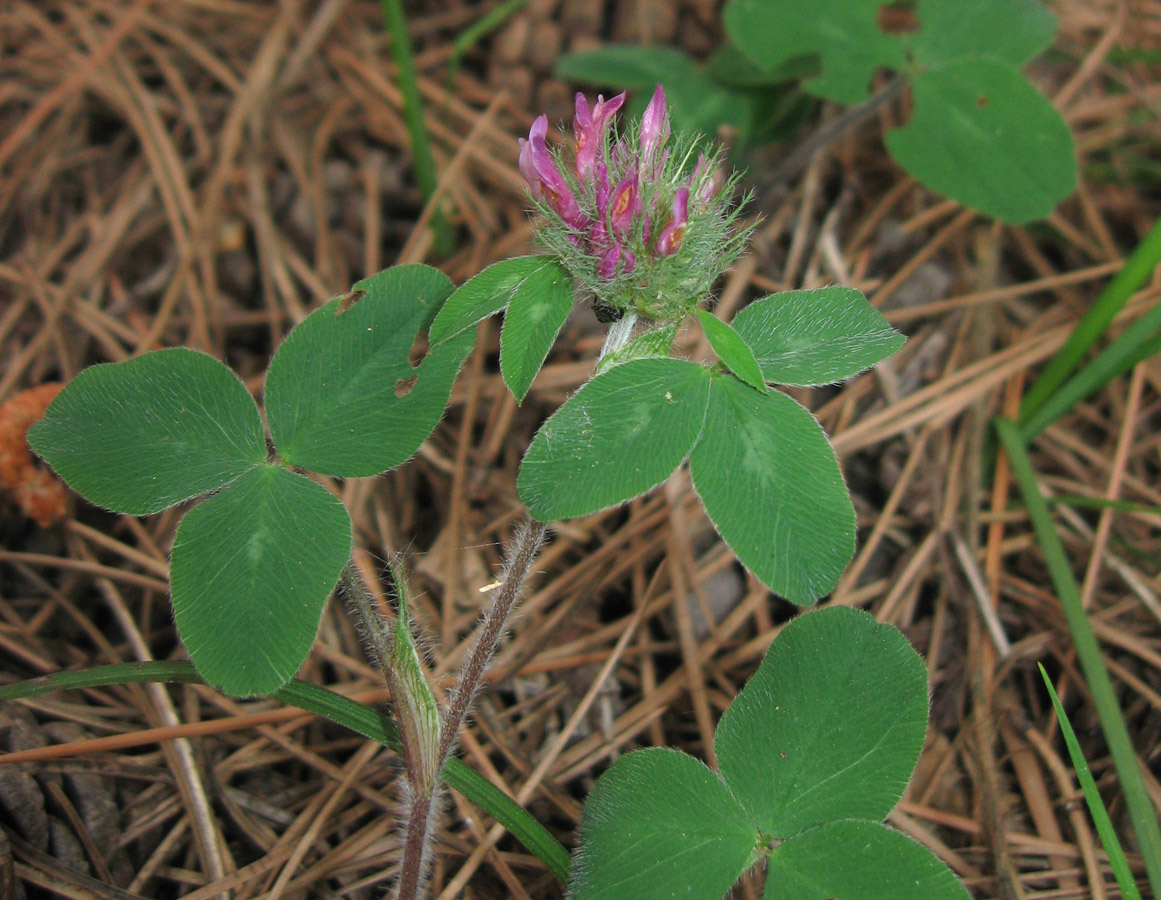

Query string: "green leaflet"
[517, 358, 712, 520]
[569, 608, 968, 900]
[170, 464, 351, 697]
[689, 377, 854, 605]
[568, 748, 760, 900]
[427, 255, 575, 403]
[499, 267, 574, 403]
[28, 348, 266, 516]
[722, 0, 1072, 224]
[885, 60, 1076, 224]
[908, 0, 1056, 68]
[429, 255, 571, 345]
[724, 0, 906, 104]
[730, 287, 904, 386]
[265, 264, 473, 477]
[765, 820, 971, 900]
[715, 606, 928, 836]
[696, 309, 767, 391]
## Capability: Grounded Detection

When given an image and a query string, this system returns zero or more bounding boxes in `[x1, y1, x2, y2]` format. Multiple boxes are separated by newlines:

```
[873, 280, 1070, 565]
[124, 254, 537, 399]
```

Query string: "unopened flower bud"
[639, 85, 670, 175]
[517, 120, 542, 200]
[655, 188, 689, 256]
[688, 152, 719, 208]
[520, 115, 585, 230]
[607, 176, 638, 238]
[596, 243, 622, 280]
[574, 92, 625, 180]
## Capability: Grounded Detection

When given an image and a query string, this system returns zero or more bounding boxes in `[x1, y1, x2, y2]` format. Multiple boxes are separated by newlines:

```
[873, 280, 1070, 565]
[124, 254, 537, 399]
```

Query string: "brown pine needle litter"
[2, 1, 1160, 898]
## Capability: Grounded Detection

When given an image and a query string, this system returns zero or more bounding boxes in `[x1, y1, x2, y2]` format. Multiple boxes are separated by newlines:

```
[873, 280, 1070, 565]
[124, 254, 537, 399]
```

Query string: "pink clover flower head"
[574, 92, 625, 179]
[654, 188, 689, 256]
[519, 84, 751, 322]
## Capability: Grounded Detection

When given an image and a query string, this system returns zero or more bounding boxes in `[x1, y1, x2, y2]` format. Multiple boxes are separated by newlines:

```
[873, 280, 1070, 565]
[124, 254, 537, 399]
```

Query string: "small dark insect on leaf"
[591, 299, 623, 323]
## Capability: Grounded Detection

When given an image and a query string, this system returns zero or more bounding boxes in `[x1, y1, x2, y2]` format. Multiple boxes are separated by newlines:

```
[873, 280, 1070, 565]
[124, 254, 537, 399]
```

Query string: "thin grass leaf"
[1020, 215, 1161, 422]
[995, 417, 1161, 894]
[448, 0, 529, 87]
[1038, 664, 1142, 900]
[1020, 295, 1161, 441]
[379, 0, 453, 254]
[0, 661, 571, 883]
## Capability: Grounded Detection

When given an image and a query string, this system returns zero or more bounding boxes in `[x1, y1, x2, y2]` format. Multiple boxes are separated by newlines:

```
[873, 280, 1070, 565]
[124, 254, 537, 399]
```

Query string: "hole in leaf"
[408, 331, 429, 368]
[876, 2, 919, 34]
[395, 375, 418, 398]
[977, 94, 989, 108]
[336, 289, 366, 315]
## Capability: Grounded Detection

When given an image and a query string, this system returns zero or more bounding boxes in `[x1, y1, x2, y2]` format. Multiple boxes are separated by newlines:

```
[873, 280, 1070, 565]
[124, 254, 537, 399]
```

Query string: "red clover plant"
[17, 85, 970, 900]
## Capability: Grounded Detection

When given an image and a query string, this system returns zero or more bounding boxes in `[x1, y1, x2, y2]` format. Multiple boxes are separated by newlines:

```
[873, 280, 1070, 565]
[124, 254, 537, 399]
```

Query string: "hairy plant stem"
[398, 517, 547, 900]
[340, 564, 391, 673]
[438, 517, 548, 762]
[598, 311, 638, 360]
[340, 565, 436, 900]
[343, 519, 548, 900]
[398, 788, 436, 900]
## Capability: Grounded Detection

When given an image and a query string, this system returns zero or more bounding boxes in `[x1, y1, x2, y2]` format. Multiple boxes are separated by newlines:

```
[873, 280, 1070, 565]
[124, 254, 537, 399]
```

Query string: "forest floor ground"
[1, 1, 1160, 898]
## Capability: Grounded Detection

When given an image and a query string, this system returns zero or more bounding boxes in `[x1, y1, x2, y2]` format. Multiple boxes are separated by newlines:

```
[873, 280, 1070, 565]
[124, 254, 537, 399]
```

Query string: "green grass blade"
[1020, 214, 1161, 421]
[443, 756, 572, 882]
[448, 0, 529, 86]
[379, 0, 454, 255]
[1124, 329, 1161, 370]
[0, 660, 200, 697]
[281, 682, 572, 882]
[1038, 664, 1142, 900]
[0, 661, 571, 882]
[995, 418, 1161, 894]
[1020, 294, 1161, 441]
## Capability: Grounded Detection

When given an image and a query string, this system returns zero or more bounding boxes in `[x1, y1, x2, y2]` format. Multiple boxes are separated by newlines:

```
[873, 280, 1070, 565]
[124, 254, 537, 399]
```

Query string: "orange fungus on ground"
[0, 383, 67, 527]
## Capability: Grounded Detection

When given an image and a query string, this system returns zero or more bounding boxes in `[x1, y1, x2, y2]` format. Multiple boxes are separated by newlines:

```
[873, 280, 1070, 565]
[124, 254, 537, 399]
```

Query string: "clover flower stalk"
[369, 93, 749, 900]
[519, 85, 750, 325]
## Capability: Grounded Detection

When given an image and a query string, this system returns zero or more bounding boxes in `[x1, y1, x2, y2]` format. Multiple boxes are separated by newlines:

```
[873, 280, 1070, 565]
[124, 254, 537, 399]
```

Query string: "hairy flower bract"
[518, 85, 750, 323]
